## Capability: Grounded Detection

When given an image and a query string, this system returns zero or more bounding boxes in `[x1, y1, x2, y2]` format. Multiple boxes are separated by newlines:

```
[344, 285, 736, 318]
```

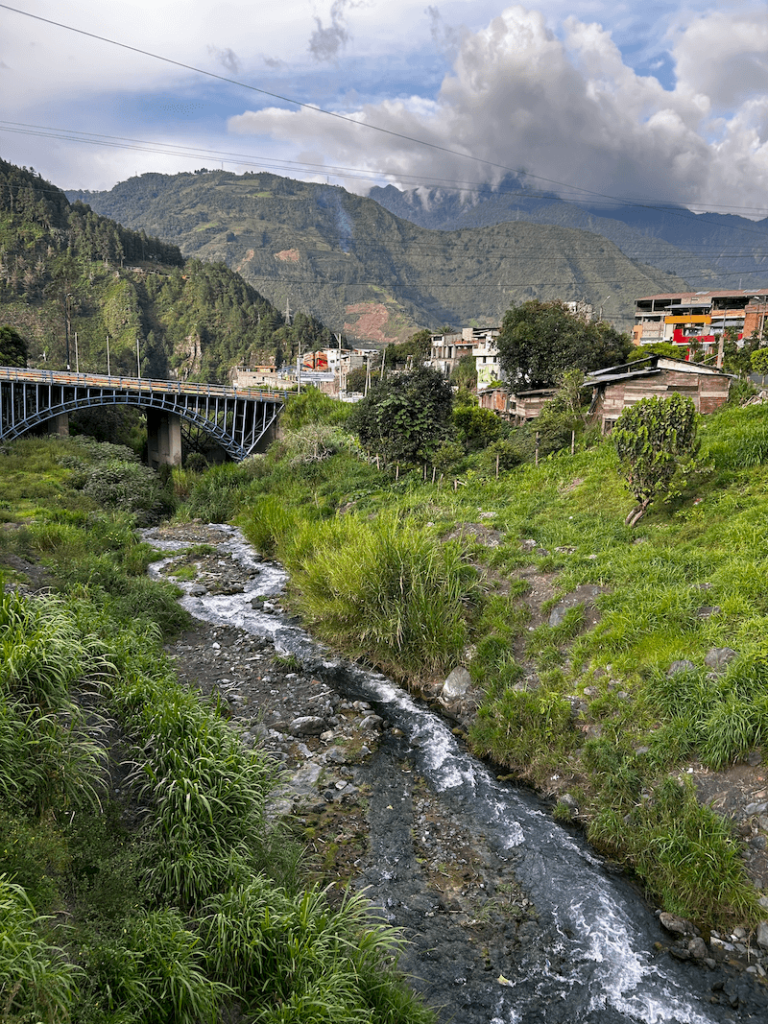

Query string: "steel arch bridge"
[0, 367, 287, 463]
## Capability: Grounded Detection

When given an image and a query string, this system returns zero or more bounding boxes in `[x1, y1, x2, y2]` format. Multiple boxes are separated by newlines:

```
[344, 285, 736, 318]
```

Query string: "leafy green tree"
[0, 325, 28, 366]
[453, 399, 503, 451]
[383, 329, 432, 369]
[631, 342, 682, 360]
[450, 353, 478, 391]
[497, 300, 632, 389]
[350, 365, 453, 464]
[751, 348, 768, 377]
[613, 393, 699, 526]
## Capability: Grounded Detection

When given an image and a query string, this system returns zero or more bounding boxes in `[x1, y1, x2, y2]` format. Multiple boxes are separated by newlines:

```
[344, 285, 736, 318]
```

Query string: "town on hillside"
[233, 288, 768, 431]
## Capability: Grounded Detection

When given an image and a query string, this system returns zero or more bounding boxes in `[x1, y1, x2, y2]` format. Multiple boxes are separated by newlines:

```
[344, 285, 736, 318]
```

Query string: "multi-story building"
[428, 326, 500, 380]
[633, 289, 768, 354]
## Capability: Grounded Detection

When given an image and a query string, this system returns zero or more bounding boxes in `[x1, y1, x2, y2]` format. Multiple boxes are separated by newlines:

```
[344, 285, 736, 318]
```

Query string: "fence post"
[535, 431, 540, 467]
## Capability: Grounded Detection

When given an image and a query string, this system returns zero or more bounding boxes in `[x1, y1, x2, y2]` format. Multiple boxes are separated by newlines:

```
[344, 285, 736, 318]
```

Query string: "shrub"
[613, 393, 699, 525]
[0, 876, 80, 1022]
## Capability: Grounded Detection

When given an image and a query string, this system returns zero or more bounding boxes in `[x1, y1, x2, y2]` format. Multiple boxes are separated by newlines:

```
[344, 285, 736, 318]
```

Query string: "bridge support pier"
[47, 413, 69, 437]
[146, 409, 182, 469]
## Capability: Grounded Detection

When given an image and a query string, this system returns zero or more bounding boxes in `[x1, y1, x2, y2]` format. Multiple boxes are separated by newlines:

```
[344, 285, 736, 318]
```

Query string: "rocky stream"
[145, 523, 768, 1024]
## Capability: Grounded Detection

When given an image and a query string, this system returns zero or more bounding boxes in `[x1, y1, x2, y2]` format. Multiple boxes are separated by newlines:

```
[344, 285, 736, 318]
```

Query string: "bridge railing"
[0, 366, 291, 403]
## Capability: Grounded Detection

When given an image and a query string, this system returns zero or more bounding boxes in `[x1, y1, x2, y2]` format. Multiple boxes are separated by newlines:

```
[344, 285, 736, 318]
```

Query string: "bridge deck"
[0, 367, 290, 461]
[0, 367, 288, 404]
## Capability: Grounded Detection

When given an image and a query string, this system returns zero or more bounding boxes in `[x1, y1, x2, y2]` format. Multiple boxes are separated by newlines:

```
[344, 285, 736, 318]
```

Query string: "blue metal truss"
[0, 368, 286, 461]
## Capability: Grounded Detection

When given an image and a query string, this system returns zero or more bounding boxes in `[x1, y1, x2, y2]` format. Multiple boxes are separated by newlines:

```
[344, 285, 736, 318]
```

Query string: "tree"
[751, 347, 768, 377]
[350, 365, 453, 464]
[496, 300, 632, 389]
[613, 393, 699, 527]
[0, 325, 28, 367]
[383, 328, 432, 370]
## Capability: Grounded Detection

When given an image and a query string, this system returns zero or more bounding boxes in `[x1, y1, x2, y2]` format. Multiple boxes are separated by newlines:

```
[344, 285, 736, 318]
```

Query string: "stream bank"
[148, 522, 768, 1023]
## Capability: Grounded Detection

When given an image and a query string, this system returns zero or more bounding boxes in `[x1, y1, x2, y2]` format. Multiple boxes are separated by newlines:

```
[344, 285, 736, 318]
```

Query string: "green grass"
[209, 398, 768, 930]
[0, 434, 438, 1024]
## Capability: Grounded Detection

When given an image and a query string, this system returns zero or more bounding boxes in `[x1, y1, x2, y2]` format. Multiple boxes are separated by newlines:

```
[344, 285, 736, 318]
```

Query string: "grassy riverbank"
[171, 392, 768, 932]
[0, 435, 435, 1023]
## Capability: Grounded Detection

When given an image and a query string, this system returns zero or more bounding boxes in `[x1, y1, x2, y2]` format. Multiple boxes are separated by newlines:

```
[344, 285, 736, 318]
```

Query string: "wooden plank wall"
[596, 369, 730, 428]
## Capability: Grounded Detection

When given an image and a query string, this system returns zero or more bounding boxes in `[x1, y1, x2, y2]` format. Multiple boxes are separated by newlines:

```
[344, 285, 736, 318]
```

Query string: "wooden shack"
[478, 387, 557, 423]
[585, 356, 732, 431]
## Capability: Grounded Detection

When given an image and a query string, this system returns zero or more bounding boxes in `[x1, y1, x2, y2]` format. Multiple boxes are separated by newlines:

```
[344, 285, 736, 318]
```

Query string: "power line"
[3, 3, 768, 228]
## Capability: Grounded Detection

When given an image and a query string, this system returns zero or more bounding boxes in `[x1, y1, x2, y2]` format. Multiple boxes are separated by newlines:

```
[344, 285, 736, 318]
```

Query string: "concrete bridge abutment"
[146, 409, 182, 469]
[47, 413, 69, 437]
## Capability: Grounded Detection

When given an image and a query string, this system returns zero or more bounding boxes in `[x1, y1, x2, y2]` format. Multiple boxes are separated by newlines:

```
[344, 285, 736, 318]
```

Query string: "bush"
[613, 393, 699, 525]
[0, 876, 80, 1022]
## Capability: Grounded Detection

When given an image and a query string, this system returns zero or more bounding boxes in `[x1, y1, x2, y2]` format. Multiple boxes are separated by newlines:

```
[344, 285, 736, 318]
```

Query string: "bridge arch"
[0, 369, 286, 464]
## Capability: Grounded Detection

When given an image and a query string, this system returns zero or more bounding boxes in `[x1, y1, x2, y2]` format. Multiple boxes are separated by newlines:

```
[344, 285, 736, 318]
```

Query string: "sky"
[0, 0, 767, 218]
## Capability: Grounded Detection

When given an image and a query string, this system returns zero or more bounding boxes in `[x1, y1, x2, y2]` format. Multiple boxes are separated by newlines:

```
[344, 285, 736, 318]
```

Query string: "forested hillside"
[370, 178, 768, 291]
[67, 170, 687, 341]
[1, 161, 333, 381]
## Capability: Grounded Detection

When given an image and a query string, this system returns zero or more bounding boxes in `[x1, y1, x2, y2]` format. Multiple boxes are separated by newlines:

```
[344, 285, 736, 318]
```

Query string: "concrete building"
[633, 289, 768, 355]
[428, 326, 500, 379]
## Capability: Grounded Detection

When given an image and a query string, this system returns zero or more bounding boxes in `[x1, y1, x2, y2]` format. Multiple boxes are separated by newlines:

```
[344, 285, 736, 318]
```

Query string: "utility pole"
[106, 334, 111, 376]
[64, 293, 71, 370]
[136, 337, 141, 378]
[74, 332, 79, 374]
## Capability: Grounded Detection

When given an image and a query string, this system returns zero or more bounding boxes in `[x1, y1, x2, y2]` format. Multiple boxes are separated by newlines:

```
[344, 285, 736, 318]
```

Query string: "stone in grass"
[442, 667, 472, 701]
[704, 647, 738, 672]
[667, 660, 696, 677]
[756, 921, 768, 950]
[289, 716, 327, 736]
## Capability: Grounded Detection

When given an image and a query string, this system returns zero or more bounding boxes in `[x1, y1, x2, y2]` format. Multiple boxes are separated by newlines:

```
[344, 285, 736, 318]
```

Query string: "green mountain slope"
[370, 179, 768, 290]
[67, 170, 688, 340]
[1, 161, 332, 381]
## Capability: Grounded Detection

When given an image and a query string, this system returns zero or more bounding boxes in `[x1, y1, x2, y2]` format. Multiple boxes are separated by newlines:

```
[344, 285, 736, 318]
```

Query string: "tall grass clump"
[113, 670, 281, 907]
[0, 592, 110, 818]
[201, 881, 435, 1024]
[82, 908, 228, 1024]
[179, 462, 252, 522]
[0, 875, 80, 1022]
[644, 654, 768, 770]
[286, 512, 478, 677]
[589, 778, 758, 928]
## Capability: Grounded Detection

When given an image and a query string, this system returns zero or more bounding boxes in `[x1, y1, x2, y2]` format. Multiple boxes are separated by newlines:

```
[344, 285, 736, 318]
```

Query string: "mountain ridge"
[67, 170, 688, 341]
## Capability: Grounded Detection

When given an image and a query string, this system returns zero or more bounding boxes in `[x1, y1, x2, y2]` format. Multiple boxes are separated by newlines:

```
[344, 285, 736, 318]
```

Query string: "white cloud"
[0, 0, 766, 213]
[228, 4, 768, 215]
[672, 9, 768, 111]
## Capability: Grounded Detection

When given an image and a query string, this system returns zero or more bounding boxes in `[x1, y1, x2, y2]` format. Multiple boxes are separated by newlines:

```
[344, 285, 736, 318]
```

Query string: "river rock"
[757, 921, 768, 950]
[659, 912, 697, 937]
[442, 667, 472, 701]
[667, 660, 696, 677]
[288, 716, 327, 736]
[361, 714, 385, 732]
[548, 585, 604, 628]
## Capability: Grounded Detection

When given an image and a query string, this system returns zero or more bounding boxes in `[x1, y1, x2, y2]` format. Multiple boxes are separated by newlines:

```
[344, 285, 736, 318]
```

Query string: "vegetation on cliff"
[0, 160, 333, 381]
[67, 168, 688, 340]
